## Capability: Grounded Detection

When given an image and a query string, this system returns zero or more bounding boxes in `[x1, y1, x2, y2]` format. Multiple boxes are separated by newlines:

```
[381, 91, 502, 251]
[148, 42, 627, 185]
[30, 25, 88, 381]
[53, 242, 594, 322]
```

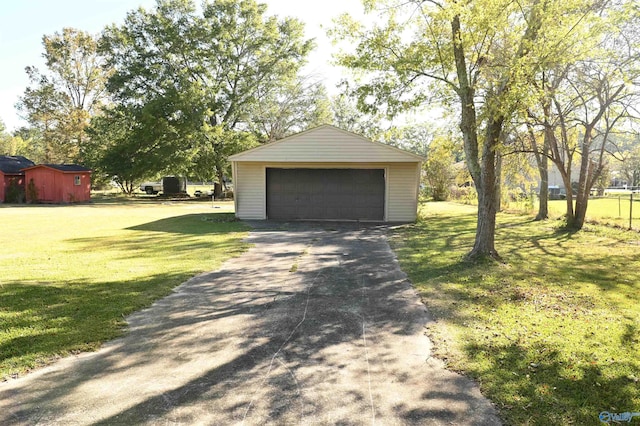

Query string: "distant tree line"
[6, 0, 343, 193]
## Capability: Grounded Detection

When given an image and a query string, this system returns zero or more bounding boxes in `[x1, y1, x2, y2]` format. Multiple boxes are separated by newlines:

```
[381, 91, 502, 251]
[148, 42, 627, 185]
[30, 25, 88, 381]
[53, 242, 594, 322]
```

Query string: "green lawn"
[0, 200, 249, 380]
[503, 195, 640, 230]
[392, 202, 640, 425]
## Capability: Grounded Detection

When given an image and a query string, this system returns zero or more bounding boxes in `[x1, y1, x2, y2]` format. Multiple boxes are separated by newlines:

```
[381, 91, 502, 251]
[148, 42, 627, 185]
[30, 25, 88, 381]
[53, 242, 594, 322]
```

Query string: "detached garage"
[230, 125, 423, 222]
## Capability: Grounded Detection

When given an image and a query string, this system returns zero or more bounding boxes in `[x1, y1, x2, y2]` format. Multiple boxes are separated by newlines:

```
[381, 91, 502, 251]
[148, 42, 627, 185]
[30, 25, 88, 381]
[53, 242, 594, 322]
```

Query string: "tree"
[100, 0, 313, 184]
[520, 1, 640, 230]
[84, 107, 145, 194]
[329, 92, 394, 142]
[525, 122, 551, 220]
[569, 75, 638, 228]
[333, 0, 591, 259]
[498, 140, 538, 208]
[387, 122, 433, 157]
[0, 120, 28, 157]
[10, 126, 47, 163]
[43, 28, 108, 114]
[251, 76, 333, 142]
[16, 29, 107, 163]
[523, 85, 635, 227]
[620, 143, 640, 188]
[424, 136, 455, 201]
[16, 69, 70, 162]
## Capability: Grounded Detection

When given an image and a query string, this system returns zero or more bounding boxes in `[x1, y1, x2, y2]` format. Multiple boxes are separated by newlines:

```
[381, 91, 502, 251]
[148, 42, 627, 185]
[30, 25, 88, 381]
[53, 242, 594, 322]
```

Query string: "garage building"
[230, 125, 423, 222]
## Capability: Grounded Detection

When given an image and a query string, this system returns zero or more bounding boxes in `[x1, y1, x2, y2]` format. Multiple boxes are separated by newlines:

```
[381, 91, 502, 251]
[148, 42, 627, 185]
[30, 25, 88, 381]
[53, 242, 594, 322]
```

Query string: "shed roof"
[0, 156, 35, 174]
[22, 164, 92, 173]
[230, 125, 424, 163]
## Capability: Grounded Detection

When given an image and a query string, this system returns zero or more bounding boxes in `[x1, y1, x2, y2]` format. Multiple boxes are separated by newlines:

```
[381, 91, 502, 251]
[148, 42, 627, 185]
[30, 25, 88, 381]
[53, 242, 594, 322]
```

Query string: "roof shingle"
[0, 156, 35, 174]
[40, 164, 92, 172]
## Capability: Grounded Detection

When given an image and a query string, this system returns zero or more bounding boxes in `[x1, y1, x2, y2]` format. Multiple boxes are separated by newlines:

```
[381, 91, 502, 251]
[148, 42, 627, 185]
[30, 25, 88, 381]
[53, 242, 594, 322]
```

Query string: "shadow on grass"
[62, 213, 250, 261]
[463, 340, 640, 425]
[393, 204, 640, 425]
[127, 213, 244, 234]
[0, 272, 193, 377]
[0, 213, 250, 380]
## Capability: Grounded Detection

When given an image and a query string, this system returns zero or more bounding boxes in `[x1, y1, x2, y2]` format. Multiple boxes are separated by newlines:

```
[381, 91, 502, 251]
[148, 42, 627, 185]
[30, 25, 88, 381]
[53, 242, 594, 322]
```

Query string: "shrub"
[424, 137, 456, 201]
[5, 179, 25, 203]
[450, 185, 477, 204]
[26, 178, 38, 203]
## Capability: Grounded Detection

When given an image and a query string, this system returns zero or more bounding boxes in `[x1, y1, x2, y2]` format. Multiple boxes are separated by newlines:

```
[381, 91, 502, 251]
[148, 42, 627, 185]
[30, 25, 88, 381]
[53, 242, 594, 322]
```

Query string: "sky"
[0, 0, 368, 132]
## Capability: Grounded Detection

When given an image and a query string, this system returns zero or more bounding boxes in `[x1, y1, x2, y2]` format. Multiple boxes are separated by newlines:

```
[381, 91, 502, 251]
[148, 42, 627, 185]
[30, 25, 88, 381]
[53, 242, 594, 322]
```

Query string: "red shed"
[0, 156, 35, 203]
[22, 164, 92, 203]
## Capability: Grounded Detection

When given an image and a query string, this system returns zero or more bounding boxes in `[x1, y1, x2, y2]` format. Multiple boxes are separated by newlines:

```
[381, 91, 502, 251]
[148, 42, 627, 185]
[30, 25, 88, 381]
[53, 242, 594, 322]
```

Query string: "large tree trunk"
[557, 163, 575, 224]
[451, 15, 501, 260]
[537, 161, 549, 220]
[468, 119, 503, 260]
[495, 151, 502, 212]
[573, 194, 589, 229]
[534, 127, 551, 220]
[569, 131, 594, 229]
[472, 177, 500, 259]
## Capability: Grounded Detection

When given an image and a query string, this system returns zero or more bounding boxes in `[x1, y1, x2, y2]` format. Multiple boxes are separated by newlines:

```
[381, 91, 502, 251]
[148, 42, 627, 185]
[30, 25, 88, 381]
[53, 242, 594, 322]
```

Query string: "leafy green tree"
[10, 127, 47, 163]
[251, 76, 333, 142]
[329, 92, 393, 142]
[16, 70, 70, 162]
[84, 108, 144, 194]
[0, 120, 28, 156]
[100, 0, 313, 184]
[522, 1, 640, 230]
[424, 136, 455, 201]
[17, 29, 107, 164]
[333, 0, 632, 258]
[43, 28, 108, 114]
[529, 30, 640, 229]
[619, 142, 640, 188]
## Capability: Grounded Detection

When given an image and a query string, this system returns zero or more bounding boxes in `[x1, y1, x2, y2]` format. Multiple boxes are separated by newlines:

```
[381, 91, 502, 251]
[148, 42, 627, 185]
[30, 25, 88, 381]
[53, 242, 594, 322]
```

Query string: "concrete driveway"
[0, 223, 500, 425]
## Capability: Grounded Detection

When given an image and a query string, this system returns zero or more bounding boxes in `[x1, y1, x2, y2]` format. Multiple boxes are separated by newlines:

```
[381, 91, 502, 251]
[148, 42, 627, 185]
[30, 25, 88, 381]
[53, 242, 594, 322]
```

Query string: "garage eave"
[229, 125, 424, 163]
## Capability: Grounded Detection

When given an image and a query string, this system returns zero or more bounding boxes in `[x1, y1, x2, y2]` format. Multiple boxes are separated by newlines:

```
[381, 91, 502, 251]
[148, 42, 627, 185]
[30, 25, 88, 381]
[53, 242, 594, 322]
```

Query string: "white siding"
[230, 125, 423, 163]
[234, 162, 266, 219]
[233, 161, 421, 222]
[387, 163, 421, 222]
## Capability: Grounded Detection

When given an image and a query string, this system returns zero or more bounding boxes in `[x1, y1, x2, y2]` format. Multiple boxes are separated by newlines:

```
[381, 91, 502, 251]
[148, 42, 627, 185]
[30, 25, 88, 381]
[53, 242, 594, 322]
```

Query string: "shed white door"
[266, 168, 385, 221]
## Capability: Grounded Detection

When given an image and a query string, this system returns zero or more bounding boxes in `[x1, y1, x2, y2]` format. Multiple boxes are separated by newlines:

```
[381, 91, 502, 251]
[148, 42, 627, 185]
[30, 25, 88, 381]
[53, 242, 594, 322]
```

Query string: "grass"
[0, 200, 249, 380]
[502, 195, 640, 230]
[391, 202, 640, 425]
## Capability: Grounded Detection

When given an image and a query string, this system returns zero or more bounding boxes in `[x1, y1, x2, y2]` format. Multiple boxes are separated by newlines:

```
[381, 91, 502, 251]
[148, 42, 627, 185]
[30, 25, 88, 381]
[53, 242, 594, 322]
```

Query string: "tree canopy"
[94, 0, 314, 183]
[16, 28, 107, 164]
[0, 120, 28, 157]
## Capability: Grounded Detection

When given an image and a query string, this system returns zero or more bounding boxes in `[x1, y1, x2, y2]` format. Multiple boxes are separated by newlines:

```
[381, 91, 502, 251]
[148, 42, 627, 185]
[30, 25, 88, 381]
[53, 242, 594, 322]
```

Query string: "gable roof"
[0, 156, 35, 174]
[22, 164, 92, 173]
[230, 125, 424, 163]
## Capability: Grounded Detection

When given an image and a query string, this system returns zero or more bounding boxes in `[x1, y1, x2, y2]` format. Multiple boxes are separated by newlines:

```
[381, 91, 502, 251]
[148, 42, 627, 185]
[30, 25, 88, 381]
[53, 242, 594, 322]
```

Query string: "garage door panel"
[267, 168, 384, 220]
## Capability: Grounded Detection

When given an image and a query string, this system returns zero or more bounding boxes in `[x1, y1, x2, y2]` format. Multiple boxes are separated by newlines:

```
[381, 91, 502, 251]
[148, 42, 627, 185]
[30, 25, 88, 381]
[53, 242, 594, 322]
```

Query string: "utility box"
[162, 176, 187, 195]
